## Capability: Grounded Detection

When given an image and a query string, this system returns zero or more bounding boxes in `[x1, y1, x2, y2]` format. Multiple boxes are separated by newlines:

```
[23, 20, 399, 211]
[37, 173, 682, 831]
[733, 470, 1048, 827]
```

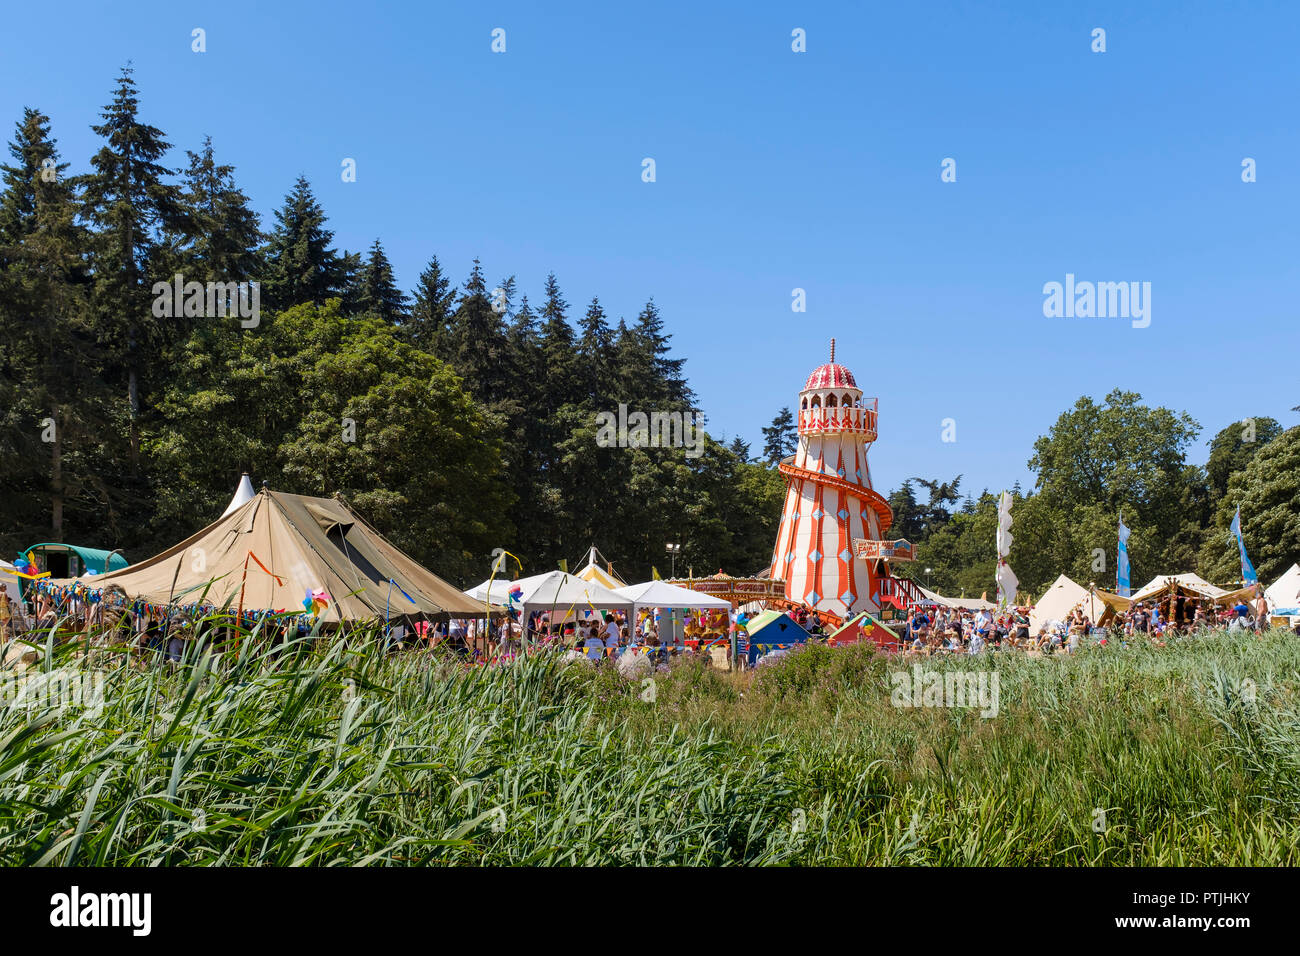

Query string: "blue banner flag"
[1116, 515, 1131, 597]
[1229, 507, 1258, 586]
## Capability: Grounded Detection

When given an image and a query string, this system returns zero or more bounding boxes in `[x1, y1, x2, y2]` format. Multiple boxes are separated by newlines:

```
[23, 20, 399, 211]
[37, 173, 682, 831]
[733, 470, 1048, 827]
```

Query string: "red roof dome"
[804, 363, 857, 391]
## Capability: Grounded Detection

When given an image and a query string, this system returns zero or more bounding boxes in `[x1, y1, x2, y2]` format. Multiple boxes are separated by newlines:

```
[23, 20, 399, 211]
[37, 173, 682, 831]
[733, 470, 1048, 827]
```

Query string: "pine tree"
[407, 253, 457, 352]
[728, 436, 752, 462]
[761, 407, 796, 464]
[80, 65, 192, 471]
[337, 249, 363, 312]
[577, 297, 614, 406]
[262, 176, 343, 310]
[176, 135, 262, 282]
[0, 108, 70, 246]
[632, 298, 692, 406]
[538, 272, 579, 412]
[354, 239, 409, 322]
[440, 259, 507, 397]
[0, 108, 103, 539]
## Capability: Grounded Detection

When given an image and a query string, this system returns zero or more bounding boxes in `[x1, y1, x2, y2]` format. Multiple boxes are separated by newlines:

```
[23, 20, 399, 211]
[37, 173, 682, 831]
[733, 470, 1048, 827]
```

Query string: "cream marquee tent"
[917, 585, 996, 612]
[1130, 573, 1228, 604]
[1265, 563, 1300, 613]
[79, 487, 482, 622]
[1028, 575, 1130, 633]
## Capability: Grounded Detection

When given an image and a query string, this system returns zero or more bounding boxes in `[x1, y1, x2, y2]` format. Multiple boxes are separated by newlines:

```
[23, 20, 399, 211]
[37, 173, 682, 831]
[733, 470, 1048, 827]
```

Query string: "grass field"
[1, 626, 1297, 865]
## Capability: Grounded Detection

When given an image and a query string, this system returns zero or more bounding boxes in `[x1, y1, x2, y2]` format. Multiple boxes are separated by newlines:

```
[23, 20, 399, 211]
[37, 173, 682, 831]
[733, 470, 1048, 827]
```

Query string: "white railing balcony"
[798, 398, 878, 439]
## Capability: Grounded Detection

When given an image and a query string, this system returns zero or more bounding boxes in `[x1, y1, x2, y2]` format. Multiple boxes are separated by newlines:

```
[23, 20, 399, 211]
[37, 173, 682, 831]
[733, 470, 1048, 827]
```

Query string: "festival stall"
[21, 543, 128, 580]
[1129, 573, 1235, 626]
[743, 609, 812, 666]
[464, 569, 631, 643]
[0, 559, 23, 607]
[828, 610, 900, 651]
[613, 579, 732, 657]
[34, 487, 481, 626]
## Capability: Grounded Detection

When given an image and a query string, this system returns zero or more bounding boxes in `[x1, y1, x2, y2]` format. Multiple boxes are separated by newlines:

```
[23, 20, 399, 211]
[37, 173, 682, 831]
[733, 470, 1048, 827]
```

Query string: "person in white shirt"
[604, 615, 621, 647]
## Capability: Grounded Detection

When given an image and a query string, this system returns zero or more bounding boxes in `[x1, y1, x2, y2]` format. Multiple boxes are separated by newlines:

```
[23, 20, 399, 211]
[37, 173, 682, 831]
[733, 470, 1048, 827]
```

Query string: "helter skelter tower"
[769, 339, 919, 619]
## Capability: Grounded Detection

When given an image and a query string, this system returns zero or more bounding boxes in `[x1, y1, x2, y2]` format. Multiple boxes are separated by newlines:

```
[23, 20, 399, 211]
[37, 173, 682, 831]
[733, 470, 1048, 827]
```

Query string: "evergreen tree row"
[0, 68, 785, 585]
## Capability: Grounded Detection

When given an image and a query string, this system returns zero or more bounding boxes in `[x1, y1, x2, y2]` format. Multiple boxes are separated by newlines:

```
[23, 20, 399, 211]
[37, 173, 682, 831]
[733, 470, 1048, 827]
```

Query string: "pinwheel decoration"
[302, 588, 331, 618]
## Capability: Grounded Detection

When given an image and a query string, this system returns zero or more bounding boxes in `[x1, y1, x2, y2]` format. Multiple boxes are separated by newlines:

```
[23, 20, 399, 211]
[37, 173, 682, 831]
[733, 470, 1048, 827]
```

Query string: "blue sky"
[4, 1, 1298, 498]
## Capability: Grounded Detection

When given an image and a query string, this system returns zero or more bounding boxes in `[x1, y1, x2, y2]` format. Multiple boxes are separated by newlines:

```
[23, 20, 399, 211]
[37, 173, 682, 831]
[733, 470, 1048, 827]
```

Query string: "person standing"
[1254, 589, 1270, 633]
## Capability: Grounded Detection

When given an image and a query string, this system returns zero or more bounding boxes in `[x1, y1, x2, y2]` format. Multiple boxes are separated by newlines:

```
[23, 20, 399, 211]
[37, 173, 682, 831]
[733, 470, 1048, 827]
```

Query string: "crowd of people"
[417, 607, 734, 664]
[901, 590, 1298, 658]
[4, 576, 1296, 673]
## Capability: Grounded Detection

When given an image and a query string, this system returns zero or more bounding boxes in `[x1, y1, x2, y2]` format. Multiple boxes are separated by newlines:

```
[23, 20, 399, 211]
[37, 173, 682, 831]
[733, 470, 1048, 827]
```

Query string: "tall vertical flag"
[995, 491, 1019, 607]
[1229, 506, 1258, 586]
[1117, 514, 1131, 597]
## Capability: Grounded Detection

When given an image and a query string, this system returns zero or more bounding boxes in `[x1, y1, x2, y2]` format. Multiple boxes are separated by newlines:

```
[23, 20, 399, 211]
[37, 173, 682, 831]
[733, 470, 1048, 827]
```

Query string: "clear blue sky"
[4, 1, 1297, 498]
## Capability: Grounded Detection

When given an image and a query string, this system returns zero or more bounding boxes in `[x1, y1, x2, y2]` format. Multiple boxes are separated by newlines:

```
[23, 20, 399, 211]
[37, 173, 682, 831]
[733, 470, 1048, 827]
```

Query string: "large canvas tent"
[1130, 573, 1227, 604]
[1029, 574, 1130, 633]
[79, 488, 481, 622]
[1265, 563, 1300, 614]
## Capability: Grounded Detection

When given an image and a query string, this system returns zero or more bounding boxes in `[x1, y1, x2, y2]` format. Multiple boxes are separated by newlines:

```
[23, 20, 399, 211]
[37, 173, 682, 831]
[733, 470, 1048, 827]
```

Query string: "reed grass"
[1, 621, 1296, 865]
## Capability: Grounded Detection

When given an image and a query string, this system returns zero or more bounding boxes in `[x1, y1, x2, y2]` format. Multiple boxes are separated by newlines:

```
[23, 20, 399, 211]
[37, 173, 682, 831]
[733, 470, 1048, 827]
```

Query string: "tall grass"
[1, 623, 1296, 865]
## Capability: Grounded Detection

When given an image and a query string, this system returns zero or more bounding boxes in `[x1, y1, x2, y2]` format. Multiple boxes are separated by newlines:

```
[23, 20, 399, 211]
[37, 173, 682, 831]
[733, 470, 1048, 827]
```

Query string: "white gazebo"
[613, 579, 732, 620]
[463, 570, 632, 643]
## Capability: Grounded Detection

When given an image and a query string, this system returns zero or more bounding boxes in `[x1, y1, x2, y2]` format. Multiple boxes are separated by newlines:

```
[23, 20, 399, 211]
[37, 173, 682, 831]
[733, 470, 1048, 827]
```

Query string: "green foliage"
[4, 626, 1298, 865]
[261, 176, 344, 310]
[761, 406, 796, 464]
[1199, 426, 1300, 585]
[1205, 415, 1282, 500]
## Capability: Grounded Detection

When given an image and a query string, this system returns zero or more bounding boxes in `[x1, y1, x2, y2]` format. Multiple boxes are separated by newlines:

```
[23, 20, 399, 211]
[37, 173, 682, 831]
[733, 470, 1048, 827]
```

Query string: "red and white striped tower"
[769, 339, 898, 618]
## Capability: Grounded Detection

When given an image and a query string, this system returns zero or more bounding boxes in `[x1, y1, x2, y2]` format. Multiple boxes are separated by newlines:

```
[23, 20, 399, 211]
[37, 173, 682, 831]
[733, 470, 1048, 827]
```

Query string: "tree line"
[0, 67, 783, 585]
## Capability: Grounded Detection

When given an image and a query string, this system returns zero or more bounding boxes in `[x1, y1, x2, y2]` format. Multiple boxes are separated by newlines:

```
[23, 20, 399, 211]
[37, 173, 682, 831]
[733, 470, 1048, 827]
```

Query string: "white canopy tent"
[918, 585, 996, 612]
[221, 473, 256, 518]
[1265, 563, 1300, 614]
[463, 570, 632, 642]
[613, 580, 731, 631]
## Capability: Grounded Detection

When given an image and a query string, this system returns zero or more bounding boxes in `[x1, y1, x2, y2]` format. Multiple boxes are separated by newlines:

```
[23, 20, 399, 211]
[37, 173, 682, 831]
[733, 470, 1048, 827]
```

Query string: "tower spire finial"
[830, 337, 835, 363]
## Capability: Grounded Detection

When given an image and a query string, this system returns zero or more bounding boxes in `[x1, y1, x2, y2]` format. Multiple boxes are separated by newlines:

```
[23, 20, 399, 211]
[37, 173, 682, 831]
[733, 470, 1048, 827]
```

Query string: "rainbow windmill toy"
[7, 552, 49, 579]
[302, 588, 331, 617]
